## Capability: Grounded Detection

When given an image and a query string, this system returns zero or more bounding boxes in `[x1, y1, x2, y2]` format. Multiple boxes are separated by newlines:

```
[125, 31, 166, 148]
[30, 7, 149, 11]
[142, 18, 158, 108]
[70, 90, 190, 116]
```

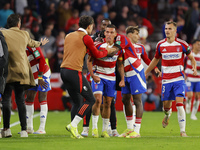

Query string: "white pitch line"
[10, 113, 40, 128]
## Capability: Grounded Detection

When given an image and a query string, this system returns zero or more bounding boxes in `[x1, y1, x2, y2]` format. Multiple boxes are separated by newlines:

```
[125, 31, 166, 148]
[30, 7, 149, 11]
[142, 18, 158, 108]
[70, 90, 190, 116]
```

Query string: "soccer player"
[114, 32, 147, 138]
[185, 39, 200, 120]
[60, 15, 119, 139]
[145, 21, 197, 137]
[81, 18, 120, 137]
[25, 46, 51, 134]
[88, 24, 124, 138]
[125, 26, 161, 128]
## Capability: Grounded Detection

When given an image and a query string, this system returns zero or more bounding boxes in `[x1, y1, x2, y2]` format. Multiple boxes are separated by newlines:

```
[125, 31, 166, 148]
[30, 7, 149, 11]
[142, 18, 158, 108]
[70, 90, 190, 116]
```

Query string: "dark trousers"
[2, 82, 26, 130]
[61, 68, 95, 120]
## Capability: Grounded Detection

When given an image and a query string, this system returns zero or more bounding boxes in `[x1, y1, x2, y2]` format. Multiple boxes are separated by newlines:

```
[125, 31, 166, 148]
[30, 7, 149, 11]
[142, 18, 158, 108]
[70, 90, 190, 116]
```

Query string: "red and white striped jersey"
[26, 47, 50, 84]
[185, 51, 200, 82]
[92, 42, 122, 81]
[155, 38, 191, 84]
[134, 43, 152, 65]
[115, 34, 143, 77]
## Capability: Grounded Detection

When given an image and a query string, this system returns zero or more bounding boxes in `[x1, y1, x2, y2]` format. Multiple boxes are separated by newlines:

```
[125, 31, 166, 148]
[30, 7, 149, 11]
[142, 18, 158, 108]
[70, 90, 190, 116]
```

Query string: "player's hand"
[106, 46, 120, 57]
[154, 68, 162, 77]
[192, 67, 197, 76]
[119, 80, 125, 87]
[92, 75, 101, 83]
[40, 38, 49, 46]
[38, 78, 48, 90]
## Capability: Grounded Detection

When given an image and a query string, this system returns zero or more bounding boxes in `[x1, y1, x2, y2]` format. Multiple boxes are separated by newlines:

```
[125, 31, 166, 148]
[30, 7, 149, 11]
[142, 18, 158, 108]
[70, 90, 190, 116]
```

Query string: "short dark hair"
[126, 26, 139, 35]
[192, 39, 200, 45]
[7, 14, 20, 28]
[106, 24, 116, 30]
[79, 15, 94, 29]
[166, 21, 177, 28]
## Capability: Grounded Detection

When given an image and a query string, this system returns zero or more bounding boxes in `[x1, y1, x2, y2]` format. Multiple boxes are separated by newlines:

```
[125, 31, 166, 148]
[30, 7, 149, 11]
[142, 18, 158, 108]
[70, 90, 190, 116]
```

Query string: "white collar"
[78, 28, 88, 34]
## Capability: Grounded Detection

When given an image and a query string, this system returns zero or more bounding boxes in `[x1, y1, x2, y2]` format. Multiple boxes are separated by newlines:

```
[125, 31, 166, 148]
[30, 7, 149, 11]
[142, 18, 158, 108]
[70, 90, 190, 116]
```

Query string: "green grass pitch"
[0, 111, 199, 150]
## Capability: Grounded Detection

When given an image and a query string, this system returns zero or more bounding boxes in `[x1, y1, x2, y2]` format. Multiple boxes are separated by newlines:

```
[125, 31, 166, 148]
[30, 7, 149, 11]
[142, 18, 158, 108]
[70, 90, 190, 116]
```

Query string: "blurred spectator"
[102, 5, 109, 19]
[89, 0, 107, 14]
[64, 9, 79, 33]
[116, 6, 129, 27]
[114, 0, 130, 12]
[46, 22, 58, 37]
[127, 17, 138, 26]
[184, 0, 200, 43]
[31, 15, 43, 40]
[56, 1, 72, 29]
[128, 0, 141, 18]
[138, 0, 148, 18]
[0, 2, 14, 27]
[80, 3, 95, 16]
[108, 9, 118, 27]
[136, 16, 154, 36]
[21, 6, 37, 29]
[15, 0, 28, 15]
[117, 23, 126, 35]
[171, 0, 189, 21]
[73, 0, 88, 13]
[147, 0, 159, 22]
[46, 2, 57, 24]
[54, 30, 65, 72]
[40, 28, 56, 59]
[142, 74, 160, 111]
[95, 13, 104, 31]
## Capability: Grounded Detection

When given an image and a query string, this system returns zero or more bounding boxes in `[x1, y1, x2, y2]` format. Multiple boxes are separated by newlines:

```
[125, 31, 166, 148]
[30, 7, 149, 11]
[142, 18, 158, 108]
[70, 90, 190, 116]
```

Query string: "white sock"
[176, 105, 186, 132]
[132, 104, 136, 125]
[39, 102, 48, 131]
[134, 123, 141, 134]
[126, 116, 134, 130]
[123, 105, 126, 122]
[191, 100, 200, 117]
[102, 118, 109, 132]
[26, 103, 34, 130]
[71, 115, 82, 127]
[92, 115, 99, 129]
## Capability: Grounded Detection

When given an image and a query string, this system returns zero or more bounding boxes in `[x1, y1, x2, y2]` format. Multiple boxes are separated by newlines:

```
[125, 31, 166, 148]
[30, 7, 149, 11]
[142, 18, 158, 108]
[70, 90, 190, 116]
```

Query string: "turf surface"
[0, 111, 199, 150]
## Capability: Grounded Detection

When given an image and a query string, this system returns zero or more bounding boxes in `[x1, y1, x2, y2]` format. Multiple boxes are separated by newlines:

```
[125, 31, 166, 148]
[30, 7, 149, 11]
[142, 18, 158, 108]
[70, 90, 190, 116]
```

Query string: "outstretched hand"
[40, 37, 49, 46]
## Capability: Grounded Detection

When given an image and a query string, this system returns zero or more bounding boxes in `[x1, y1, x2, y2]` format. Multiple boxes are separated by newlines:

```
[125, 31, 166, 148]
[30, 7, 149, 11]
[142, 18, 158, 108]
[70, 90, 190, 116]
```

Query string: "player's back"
[115, 34, 143, 77]
[61, 31, 87, 71]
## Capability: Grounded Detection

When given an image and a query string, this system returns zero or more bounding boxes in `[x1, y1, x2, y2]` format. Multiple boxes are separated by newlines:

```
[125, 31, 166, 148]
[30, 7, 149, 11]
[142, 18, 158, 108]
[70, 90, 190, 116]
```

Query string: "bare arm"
[145, 57, 160, 76]
[187, 53, 197, 76]
[117, 60, 125, 87]
[87, 55, 100, 83]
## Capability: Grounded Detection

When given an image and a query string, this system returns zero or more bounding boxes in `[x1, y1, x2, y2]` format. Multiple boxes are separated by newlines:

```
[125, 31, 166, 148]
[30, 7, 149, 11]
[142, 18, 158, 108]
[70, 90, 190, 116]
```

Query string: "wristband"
[38, 77, 43, 79]
[38, 75, 43, 77]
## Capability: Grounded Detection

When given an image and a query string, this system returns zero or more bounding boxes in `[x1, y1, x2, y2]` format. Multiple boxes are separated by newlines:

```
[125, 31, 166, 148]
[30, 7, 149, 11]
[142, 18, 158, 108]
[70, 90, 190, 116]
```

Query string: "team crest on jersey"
[177, 48, 180, 52]
[33, 50, 40, 58]
[95, 84, 98, 89]
[116, 41, 121, 45]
